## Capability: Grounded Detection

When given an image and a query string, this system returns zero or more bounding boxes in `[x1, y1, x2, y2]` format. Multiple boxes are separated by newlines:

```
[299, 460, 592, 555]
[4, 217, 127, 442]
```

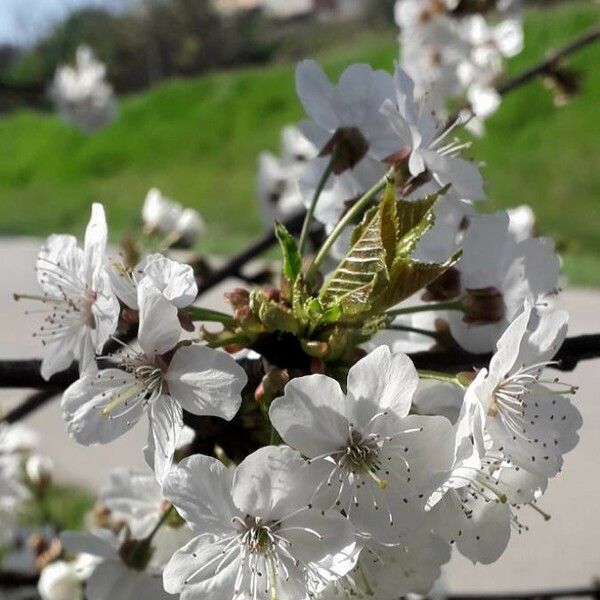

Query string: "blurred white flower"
[447, 211, 560, 352]
[38, 560, 84, 600]
[61, 529, 173, 600]
[142, 189, 206, 248]
[50, 46, 117, 133]
[0, 423, 39, 455]
[25, 453, 54, 489]
[507, 204, 536, 243]
[257, 126, 316, 227]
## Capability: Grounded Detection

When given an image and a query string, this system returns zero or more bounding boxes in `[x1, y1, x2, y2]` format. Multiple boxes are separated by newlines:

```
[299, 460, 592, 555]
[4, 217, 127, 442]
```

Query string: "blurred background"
[0, 0, 599, 596]
[0, 0, 598, 283]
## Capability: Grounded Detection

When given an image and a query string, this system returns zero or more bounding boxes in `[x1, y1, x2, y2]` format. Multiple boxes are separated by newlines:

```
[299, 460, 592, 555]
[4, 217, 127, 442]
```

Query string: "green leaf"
[275, 221, 302, 284]
[319, 182, 397, 316]
[371, 250, 462, 312]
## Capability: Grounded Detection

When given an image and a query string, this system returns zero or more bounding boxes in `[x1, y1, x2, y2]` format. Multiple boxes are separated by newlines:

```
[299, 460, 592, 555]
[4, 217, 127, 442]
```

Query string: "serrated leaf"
[396, 210, 435, 258]
[275, 221, 302, 284]
[372, 250, 462, 312]
[319, 185, 397, 314]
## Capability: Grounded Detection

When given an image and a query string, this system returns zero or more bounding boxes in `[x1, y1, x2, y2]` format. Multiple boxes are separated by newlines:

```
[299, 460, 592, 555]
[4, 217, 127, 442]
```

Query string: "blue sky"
[0, 0, 130, 46]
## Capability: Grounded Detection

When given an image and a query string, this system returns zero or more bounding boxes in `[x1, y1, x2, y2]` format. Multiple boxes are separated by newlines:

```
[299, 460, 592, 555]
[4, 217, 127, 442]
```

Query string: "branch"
[1, 333, 599, 424]
[409, 333, 600, 373]
[497, 24, 600, 97]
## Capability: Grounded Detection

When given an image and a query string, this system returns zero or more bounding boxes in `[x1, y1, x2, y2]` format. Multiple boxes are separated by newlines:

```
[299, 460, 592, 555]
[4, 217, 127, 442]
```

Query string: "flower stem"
[186, 306, 236, 326]
[298, 156, 335, 257]
[386, 299, 464, 318]
[146, 505, 175, 542]
[306, 169, 392, 281]
[207, 334, 248, 349]
[418, 370, 460, 385]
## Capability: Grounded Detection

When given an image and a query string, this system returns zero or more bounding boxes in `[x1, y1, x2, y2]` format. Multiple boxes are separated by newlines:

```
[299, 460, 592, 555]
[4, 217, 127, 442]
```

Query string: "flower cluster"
[395, 0, 523, 133]
[13, 52, 582, 600]
[50, 45, 117, 133]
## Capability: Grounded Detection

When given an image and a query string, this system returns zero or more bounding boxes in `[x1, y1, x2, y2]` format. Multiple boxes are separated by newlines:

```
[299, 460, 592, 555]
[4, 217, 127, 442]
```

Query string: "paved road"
[1, 237, 598, 593]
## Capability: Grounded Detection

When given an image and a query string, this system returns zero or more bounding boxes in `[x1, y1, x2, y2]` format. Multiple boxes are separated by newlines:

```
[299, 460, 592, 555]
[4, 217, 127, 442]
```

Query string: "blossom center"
[337, 428, 388, 490]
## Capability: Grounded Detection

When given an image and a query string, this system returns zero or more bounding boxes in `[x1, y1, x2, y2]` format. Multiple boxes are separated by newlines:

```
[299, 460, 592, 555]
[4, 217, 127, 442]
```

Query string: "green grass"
[0, 2, 598, 285]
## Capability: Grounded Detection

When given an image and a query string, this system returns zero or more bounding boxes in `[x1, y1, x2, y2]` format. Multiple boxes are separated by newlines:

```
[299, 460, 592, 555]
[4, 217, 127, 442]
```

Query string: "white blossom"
[319, 531, 450, 599]
[427, 378, 548, 563]
[380, 67, 485, 203]
[109, 253, 198, 317]
[257, 126, 317, 227]
[50, 45, 117, 133]
[38, 560, 84, 600]
[20, 203, 119, 380]
[466, 303, 582, 477]
[100, 466, 193, 565]
[270, 346, 455, 543]
[25, 453, 54, 488]
[61, 278, 247, 483]
[142, 188, 206, 248]
[447, 211, 560, 352]
[61, 529, 173, 600]
[162, 447, 357, 599]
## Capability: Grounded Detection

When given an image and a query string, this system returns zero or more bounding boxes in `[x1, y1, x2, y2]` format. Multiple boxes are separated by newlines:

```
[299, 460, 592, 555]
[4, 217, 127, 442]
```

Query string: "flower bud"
[176, 208, 206, 247]
[26, 454, 54, 491]
[38, 561, 83, 600]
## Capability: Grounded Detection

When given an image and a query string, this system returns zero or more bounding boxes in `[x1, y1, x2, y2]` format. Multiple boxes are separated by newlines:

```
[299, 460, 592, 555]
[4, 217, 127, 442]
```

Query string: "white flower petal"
[347, 346, 418, 421]
[147, 396, 183, 485]
[269, 374, 349, 457]
[61, 369, 145, 445]
[165, 345, 246, 421]
[137, 278, 181, 357]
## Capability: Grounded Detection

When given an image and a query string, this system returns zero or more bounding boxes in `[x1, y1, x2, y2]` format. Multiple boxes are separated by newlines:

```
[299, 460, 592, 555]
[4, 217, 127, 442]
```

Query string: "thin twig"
[497, 24, 600, 97]
[2, 389, 59, 424]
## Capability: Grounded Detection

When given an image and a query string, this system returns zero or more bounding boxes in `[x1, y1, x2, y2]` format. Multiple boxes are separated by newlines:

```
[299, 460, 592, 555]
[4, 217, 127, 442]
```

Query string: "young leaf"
[275, 221, 302, 284]
[371, 250, 462, 312]
[319, 184, 397, 315]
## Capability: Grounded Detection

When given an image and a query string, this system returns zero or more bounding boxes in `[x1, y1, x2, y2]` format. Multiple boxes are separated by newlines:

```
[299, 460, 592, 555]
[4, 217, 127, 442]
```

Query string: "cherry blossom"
[447, 211, 560, 352]
[466, 304, 582, 476]
[270, 346, 455, 543]
[50, 45, 117, 133]
[18, 203, 119, 380]
[162, 447, 357, 599]
[61, 278, 247, 483]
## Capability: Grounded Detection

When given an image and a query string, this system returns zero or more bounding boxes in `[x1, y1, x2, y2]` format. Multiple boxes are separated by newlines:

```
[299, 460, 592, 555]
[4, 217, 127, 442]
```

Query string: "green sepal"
[275, 221, 302, 285]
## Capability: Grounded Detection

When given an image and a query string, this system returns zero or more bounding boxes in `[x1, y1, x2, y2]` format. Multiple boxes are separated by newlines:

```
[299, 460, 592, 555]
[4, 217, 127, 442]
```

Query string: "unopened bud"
[26, 454, 54, 491]
[38, 560, 83, 600]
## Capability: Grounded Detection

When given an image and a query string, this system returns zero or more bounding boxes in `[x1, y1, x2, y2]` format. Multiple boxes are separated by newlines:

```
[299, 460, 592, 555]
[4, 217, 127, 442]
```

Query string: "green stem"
[386, 299, 464, 318]
[298, 156, 335, 257]
[145, 505, 175, 542]
[418, 370, 460, 385]
[207, 333, 248, 349]
[186, 306, 236, 326]
[306, 170, 391, 281]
